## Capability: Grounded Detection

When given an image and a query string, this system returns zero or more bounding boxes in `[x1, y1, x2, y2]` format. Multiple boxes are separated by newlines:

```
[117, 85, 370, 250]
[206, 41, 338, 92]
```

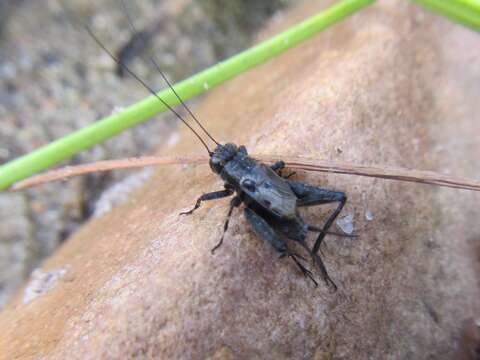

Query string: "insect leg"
[244, 207, 317, 285]
[211, 196, 241, 254]
[307, 225, 356, 238]
[296, 238, 337, 291]
[180, 188, 233, 215]
[288, 181, 347, 254]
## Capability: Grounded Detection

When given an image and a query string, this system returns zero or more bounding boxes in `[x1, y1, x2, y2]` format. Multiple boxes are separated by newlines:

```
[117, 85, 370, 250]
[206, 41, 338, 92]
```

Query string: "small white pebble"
[365, 210, 374, 221]
[336, 214, 354, 235]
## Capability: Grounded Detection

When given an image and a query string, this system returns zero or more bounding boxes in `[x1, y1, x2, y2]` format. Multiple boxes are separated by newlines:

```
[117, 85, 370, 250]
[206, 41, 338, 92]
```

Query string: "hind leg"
[272, 218, 338, 290]
[244, 207, 317, 286]
[287, 180, 347, 254]
[296, 237, 337, 291]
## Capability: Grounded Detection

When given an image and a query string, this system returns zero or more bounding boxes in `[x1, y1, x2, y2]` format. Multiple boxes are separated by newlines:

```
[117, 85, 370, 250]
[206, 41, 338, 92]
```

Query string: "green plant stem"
[0, 0, 375, 191]
[411, 0, 480, 31]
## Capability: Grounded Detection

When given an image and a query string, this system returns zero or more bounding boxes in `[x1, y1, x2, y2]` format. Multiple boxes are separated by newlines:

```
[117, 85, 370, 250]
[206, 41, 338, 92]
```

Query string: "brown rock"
[1, 0, 479, 359]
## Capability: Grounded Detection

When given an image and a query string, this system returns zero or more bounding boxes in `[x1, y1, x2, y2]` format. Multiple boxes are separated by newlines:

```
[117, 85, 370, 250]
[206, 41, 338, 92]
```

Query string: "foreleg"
[211, 196, 241, 254]
[180, 188, 233, 215]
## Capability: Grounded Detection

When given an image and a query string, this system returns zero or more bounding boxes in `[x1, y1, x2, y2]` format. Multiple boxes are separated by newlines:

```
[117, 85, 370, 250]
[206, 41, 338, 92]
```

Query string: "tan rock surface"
[1, 1, 479, 359]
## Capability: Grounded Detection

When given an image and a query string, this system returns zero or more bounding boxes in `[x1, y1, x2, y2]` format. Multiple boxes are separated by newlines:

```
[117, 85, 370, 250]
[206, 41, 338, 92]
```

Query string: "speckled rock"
[0, 193, 36, 306]
[0, 0, 479, 359]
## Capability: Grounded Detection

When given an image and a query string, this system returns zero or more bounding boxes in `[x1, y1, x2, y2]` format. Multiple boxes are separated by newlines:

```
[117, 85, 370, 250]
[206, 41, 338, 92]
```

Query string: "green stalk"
[411, 0, 480, 31]
[0, 0, 375, 191]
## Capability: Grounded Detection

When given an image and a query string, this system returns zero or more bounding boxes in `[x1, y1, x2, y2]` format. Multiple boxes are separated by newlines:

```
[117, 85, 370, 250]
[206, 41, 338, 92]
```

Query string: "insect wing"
[241, 164, 297, 219]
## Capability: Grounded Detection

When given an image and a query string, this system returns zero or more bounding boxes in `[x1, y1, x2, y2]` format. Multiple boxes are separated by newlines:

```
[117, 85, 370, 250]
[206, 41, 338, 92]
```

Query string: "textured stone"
[0, 0, 479, 359]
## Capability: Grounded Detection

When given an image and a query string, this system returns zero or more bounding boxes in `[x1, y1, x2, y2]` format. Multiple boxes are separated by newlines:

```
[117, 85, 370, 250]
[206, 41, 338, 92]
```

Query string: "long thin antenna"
[85, 26, 213, 156]
[119, 0, 219, 146]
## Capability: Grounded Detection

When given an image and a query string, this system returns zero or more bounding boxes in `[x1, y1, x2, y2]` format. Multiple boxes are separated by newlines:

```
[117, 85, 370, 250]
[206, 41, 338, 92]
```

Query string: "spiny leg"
[296, 238, 337, 291]
[180, 188, 233, 215]
[312, 197, 346, 254]
[271, 219, 337, 289]
[244, 207, 317, 286]
[287, 180, 347, 255]
[211, 196, 241, 254]
[307, 224, 355, 257]
[285, 252, 318, 286]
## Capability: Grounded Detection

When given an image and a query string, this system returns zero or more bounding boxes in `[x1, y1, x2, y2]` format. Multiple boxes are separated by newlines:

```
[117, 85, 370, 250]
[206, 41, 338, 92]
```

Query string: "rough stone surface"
[0, 0, 479, 359]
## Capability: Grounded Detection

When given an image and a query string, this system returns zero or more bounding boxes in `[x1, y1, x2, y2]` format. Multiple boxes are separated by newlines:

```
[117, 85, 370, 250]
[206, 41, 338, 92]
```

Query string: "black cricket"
[87, 2, 348, 290]
[181, 143, 347, 289]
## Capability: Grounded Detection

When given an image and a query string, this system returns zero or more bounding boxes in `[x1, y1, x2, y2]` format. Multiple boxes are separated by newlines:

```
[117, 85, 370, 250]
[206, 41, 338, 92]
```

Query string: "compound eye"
[209, 157, 224, 173]
[241, 179, 256, 192]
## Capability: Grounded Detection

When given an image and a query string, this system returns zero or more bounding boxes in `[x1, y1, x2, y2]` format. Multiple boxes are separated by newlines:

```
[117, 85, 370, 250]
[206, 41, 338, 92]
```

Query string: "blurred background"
[0, 0, 299, 308]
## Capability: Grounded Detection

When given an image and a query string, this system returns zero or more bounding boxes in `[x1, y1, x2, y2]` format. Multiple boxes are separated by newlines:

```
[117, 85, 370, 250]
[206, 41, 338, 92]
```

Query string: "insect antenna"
[119, 0, 219, 147]
[84, 26, 214, 156]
